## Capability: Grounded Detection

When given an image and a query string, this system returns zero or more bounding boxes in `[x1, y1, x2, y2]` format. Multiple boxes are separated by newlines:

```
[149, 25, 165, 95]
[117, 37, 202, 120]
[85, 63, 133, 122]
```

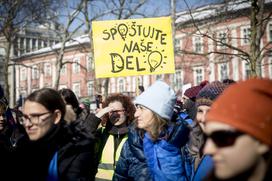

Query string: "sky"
[65, 0, 222, 33]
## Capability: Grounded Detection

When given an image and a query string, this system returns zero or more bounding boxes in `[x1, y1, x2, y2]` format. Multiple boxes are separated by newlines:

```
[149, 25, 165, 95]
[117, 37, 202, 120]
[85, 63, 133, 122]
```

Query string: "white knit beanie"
[134, 80, 176, 120]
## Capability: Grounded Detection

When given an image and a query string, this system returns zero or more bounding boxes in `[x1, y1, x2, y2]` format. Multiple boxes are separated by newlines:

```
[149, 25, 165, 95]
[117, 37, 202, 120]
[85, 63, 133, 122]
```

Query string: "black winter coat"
[15, 121, 96, 181]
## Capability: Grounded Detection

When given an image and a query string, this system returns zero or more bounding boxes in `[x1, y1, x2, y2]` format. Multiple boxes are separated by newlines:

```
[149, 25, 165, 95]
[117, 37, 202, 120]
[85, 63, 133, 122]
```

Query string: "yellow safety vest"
[95, 134, 127, 181]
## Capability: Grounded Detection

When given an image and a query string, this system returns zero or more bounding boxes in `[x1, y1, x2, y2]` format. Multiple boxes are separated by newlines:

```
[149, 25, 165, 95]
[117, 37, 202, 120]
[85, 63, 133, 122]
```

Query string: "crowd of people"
[0, 77, 271, 181]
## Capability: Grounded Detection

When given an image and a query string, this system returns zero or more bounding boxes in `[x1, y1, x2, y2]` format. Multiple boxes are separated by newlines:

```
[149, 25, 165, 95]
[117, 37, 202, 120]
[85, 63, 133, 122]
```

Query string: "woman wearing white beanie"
[113, 80, 188, 181]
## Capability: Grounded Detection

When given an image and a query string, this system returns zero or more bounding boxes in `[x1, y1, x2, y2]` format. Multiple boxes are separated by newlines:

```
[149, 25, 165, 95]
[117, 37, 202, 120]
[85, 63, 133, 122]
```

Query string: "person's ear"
[53, 109, 62, 125]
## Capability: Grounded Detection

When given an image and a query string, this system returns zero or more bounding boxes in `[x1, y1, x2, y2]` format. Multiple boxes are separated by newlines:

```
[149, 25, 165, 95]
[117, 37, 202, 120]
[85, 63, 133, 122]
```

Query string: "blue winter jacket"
[113, 124, 152, 181]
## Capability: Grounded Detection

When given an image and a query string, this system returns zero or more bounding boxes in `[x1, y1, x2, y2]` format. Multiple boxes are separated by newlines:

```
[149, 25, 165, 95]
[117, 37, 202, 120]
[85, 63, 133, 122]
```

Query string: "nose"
[134, 108, 140, 118]
[23, 118, 33, 127]
[203, 138, 217, 156]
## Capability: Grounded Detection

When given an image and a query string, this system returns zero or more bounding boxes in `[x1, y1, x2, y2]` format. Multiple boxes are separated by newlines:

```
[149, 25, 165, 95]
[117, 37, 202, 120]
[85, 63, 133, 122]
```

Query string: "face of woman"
[108, 101, 127, 126]
[134, 105, 155, 132]
[196, 105, 210, 131]
[204, 122, 268, 180]
[22, 100, 60, 141]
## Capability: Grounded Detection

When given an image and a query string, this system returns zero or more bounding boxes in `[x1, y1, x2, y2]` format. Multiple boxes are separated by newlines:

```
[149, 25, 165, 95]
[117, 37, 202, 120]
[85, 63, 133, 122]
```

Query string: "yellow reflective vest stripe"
[95, 134, 127, 181]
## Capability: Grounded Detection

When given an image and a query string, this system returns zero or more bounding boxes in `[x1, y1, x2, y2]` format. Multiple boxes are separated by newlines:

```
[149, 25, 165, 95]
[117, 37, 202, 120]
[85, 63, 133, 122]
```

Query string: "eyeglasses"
[205, 130, 244, 148]
[109, 109, 125, 114]
[19, 112, 51, 125]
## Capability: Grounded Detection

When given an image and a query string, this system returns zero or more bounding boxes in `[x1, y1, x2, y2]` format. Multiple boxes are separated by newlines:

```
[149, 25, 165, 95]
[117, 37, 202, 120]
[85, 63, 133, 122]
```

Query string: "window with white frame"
[118, 78, 125, 93]
[86, 54, 94, 72]
[193, 36, 203, 53]
[268, 23, 272, 42]
[44, 63, 51, 76]
[60, 64, 66, 75]
[20, 68, 27, 81]
[73, 58, 80, 73]
[32, 65, 39, 79]
[194, 67, 204, 85]
[218, 63, 229, 81]
[218, 31, 227, 49]
[87, 81, 94, 96]
[241, 26, 251, 45]
[173, 69, 182, 90]
[72, 83, 80, 97]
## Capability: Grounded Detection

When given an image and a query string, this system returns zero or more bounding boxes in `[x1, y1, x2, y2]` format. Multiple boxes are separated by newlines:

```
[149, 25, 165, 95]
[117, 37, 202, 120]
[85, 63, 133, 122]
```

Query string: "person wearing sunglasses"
[18, 88, 97, 181]
[204, 78, 272, 181]
[114, 81, 189, 181]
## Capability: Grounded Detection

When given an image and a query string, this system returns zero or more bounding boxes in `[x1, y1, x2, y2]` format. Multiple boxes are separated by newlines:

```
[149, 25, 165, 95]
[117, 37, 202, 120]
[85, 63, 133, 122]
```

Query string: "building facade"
[15, 1, 272, 102]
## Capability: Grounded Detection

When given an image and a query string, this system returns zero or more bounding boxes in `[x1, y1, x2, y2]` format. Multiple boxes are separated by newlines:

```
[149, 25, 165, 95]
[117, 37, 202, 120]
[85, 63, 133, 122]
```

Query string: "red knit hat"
[184, 81, 208, 101]
[206, 78, 272, 148]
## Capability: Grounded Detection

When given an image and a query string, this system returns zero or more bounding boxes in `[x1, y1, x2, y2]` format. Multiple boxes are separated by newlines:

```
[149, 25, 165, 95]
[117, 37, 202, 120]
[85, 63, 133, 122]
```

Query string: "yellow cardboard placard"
[92, 17, 175, 78]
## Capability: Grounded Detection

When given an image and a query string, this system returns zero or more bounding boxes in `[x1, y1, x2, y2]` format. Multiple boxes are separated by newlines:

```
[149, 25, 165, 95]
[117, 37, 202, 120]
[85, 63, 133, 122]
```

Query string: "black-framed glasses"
[19, 112, 51, 125]
[205, 130, 244, 148]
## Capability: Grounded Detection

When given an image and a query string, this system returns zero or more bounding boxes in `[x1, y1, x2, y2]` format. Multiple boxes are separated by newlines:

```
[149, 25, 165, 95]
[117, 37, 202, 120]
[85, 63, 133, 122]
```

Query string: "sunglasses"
[205, 130, 243, 148]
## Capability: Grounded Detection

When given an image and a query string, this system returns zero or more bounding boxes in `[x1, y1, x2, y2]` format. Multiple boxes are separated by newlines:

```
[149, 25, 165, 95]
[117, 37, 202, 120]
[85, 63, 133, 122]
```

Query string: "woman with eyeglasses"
[114, 81, 188, 181]
[18, 88, 96, 181]
[204, 78, 272, 181]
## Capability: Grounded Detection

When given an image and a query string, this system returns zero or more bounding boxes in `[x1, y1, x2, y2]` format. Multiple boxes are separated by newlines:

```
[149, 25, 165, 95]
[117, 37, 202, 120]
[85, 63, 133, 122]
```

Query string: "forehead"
[108, 101, 123, 109]
[23, 100, 48, 114]
[205, 121, 235, 134]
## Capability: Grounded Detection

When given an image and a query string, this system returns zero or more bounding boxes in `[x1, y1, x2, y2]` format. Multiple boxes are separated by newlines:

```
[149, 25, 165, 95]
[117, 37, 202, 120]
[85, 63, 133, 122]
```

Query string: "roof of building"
[20, 34, 90, 58]
[175, 0, 272, 24]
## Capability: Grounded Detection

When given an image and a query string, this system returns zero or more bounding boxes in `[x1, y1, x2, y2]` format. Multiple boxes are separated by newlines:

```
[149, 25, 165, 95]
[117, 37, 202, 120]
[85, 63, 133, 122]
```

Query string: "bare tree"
[175, 0, 272, 78]
[0, 0, 55, 101]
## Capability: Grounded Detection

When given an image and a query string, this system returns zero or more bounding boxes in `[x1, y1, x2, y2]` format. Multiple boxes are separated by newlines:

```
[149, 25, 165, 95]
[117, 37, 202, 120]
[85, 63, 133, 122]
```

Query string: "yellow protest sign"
[92, 16, 175, 78]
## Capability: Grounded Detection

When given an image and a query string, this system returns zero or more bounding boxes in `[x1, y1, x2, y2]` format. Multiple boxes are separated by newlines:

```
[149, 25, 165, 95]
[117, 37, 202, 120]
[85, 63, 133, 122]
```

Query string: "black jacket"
[15, 121, 96, 181]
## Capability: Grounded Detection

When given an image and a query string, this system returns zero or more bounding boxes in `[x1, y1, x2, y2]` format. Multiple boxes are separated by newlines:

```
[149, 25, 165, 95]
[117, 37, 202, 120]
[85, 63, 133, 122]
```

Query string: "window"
[32, 39, 37, 51]
[218, 31, 227, 49]
[32, 65, 39, 80]
[172, 69, 182, 90]
[20, 68, 27, 81]
[86, 55, 94, 72]
[241, 26, 251, 45]
[44, 63, 51, 76]
[156, 74, 163, 80]
[73, 58, 80, 73]
[60, 64, 66, 75]
[26, 38, 30, 53]
[193, 36, 203, 53]
[87, 81, 94, 96]
[38, 39, 42, 49]
[118, 78, 125, 93]
[72, 83, 80, 97]
[268, 23, 272, 42]
[194, 67, 204, 85]
[218, 63, 229, 81]
[244, 62, 251, 79]
[20, 37, 24, 55]
[174, 37, 182, 51]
